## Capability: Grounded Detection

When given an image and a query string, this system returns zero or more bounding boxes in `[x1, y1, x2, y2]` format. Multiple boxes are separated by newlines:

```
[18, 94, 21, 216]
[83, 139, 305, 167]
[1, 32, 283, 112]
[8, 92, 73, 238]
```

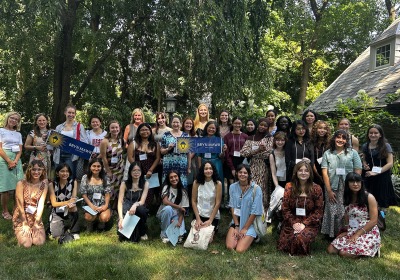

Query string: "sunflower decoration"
[47, 131, 64, 148]
[176, 137, 192, 153]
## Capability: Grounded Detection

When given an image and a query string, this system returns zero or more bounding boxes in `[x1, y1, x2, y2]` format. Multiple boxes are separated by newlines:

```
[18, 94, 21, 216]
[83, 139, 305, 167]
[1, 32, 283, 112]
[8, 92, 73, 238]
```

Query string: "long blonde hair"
[3, 112, 22, 131]
[193, 103, 209, 130]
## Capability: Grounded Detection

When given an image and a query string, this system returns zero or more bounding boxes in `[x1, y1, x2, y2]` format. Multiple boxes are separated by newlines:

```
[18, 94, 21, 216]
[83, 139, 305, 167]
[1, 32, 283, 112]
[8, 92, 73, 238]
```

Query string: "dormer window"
[376, 44, 391, 67]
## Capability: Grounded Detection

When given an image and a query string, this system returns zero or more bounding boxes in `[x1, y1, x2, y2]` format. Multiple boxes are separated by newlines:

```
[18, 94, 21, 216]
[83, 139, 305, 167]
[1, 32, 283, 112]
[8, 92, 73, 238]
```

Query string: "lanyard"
[369, 146, 382, 167]
[295, 142, 305, 160]
[296, 197, 306, 209]
[233, 132, 241, 152]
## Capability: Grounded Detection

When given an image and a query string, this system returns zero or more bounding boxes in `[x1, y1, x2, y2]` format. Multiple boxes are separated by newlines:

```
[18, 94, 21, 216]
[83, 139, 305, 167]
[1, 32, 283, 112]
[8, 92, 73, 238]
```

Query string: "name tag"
[233, 208, 241, 217]
[111, 156, 118, 164]
[11, 145, 20, 152]
[317, 157, 323, 164]
[336, 168, 345, 175]
[139, 153, 147, 161]
[296, 159, 302, 164]
[93, 193, 102, 200]
[252, 145, 259, 151]
[276, 170, 285, 177]
[204, 153, 211, 159]
[56, 206, 66, 213]
[372, 166, 382, 173]
[234, 151, 241, 157]
[296, 208, 306, 216]
[26, 205, 37, 214]
[349, 218, 359, 228]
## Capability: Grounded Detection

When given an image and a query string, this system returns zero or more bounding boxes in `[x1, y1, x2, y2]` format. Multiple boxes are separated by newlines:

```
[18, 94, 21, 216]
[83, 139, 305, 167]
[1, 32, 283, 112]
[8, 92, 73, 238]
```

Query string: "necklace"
[239, 184, 249, 199]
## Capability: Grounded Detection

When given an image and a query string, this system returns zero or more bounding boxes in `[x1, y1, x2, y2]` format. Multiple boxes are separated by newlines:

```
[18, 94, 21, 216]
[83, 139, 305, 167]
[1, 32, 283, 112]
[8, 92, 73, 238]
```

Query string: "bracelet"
[361, 227, 367, 234]
[234, 224, 239, 228]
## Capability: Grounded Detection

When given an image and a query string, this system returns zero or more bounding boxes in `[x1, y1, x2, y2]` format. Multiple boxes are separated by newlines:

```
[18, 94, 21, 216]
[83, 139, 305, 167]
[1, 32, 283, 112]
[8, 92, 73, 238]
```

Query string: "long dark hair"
[181, 117, 196, 137]
[202, 120, 220, 137]
[162, 170, 185, 205]
[329, 129, 349, 154]
[54, 163, 73, 185]
[231, 116, 244, 132]
[289, 120, 310, 143]
[302, 109, 318, 124]
[366, 124, 389, 159]
[245, 119, 257, 136]
[87, 158, 107, 187]
[134, 123, 156, 150]
[33, 113, 50, 137]
[125, 162, 146, 190]
[196, 161, 219, 184]
[343, 172, 368, 207]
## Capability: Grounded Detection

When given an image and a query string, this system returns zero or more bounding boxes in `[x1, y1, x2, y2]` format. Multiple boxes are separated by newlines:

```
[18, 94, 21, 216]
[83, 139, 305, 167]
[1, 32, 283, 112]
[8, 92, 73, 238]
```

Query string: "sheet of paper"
[166, 220, 180, 246]
[146, 173, 160, 188]
[118, 213, 140, 239]
[82, 205, 98, 216]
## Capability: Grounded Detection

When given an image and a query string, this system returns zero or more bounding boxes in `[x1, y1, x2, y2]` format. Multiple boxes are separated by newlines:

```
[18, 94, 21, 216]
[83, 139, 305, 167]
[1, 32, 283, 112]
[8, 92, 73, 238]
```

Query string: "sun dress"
[161, 131, 189, 188]
[331, 204, 380, 257]
[240, 136, 273, 210]
[277, 183, 324, 255]
[28, 130, 52, 178]
[105, 139, 125, 193]
[13, 180, 47, 237]
[362, 143, 396, 208]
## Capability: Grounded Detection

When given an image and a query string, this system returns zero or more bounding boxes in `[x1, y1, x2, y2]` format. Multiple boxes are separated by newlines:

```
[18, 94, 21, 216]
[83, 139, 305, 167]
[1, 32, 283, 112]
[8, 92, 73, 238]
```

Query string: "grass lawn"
[1, 205, 399, 280]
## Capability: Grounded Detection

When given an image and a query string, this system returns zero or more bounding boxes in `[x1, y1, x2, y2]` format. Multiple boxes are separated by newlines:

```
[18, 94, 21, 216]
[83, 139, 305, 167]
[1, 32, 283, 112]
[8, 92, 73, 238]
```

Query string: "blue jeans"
[157, 205, 186, 238]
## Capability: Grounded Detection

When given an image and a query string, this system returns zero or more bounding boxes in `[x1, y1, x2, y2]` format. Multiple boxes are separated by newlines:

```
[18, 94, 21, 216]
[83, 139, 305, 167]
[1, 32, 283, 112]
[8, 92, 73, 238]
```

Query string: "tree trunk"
[297, 57, 312, 114]
[52, 0, 80, 125]
[385, 0, 396, 22]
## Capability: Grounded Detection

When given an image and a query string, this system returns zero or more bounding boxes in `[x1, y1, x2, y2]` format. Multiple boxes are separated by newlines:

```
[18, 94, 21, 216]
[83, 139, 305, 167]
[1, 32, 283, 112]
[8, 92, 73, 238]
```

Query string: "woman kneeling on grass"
[13, 160, 48, 248]
[157, 170, 189, 244]
[117, 162, 149, 242]
[80, 158, 112, 231]
[327, 172, 381, 258]
[226, 164, 263, 253]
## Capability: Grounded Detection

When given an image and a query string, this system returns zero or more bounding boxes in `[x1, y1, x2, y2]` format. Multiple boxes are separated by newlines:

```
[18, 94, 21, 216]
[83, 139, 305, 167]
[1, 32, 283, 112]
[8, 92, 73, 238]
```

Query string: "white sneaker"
[72, 234, 80, 240]
[141, 234, 148, 241]
[161, 237, 170, 243]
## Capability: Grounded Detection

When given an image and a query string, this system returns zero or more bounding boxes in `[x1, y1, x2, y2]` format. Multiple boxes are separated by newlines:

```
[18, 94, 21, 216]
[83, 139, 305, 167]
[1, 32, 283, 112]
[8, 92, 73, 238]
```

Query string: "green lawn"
[1, 206, 399, 280]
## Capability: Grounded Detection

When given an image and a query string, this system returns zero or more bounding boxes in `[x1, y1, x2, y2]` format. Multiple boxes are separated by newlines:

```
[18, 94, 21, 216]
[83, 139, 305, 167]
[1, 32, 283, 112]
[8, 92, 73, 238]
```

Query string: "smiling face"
[30, 164, 44, 180]
[133, 112, 143, 124]
[109, 122, 120, 136]
[169, 172, 179, 188]
[64, 107, 76, 122]
[130, 165, 142, 179]
[246, 121, 255, 132]
[237, 167, 249, 184]
[203, 163, 214, 179]
[348, 180, 362, 193]
[305, 112, 315, 124]
[278, 117, 289, 130]
[90, 161, 102, 175]
[139, 125, 151, 139]
[36, 115, 48, 129]
[368, 127, 381, 143]
[157, 114, 166, 126]
[266, 111, 276, 125]
[232, 119, 242, 132]
[7, 114, 20, 129]
[258, 121, 268, 133]
[295, 124, 306, 138]
[171, 117, 181, 130]
[91, 118, 101, 130]
[335, 133, 347, 149]
[183, 119, 193, 132]
[57, 166, 70, 181]
[219, 112, 229, 124]
[198, 105, 208, 119]
[297, 164, 310, 182]
[317, 123, 328, 137]
[338, 119, 350, 131]
[207, 123, 216, 136]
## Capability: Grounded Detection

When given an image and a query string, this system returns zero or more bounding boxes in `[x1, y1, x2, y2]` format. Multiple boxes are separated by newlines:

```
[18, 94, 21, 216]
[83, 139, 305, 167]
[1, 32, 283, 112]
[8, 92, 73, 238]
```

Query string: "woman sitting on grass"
[80, 158, 112, 231]
[117, 162, 149, 242]
[156, 170, 189, 244]
[226, 164, 263, 253]
[13, 160, 48, 248]
[327, 172, 381, 258]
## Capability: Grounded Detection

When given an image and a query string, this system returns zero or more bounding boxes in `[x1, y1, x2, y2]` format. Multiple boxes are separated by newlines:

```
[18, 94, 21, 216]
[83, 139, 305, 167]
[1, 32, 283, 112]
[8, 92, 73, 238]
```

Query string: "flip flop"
[2, 212, 12, 220]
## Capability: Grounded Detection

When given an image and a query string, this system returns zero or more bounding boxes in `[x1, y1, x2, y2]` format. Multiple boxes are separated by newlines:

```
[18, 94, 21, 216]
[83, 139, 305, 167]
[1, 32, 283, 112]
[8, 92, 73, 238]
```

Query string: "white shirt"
[87, 130, 107, 153]
[0, 128, 22, 149]
[197, 180, 220, 219]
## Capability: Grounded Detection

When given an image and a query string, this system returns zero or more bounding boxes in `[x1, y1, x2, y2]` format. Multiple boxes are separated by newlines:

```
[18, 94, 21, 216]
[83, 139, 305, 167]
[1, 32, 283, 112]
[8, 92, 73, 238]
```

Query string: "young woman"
[194, 103, 210, 137]
[123, 108, 145, 146]
[311, 120, 331, 187]
[277, 161, 323, 256]
[328, 172, 381, 258]
[285, 120, 314, 183]
[153, 112, 172, 143]
[321, 130, 362, 238]
[302, 109, 318, 134]
[48, 164, 79, 240]
[127, 123, 161, 209]
[226, 164, 263, 253]
[192, 161, 222, 238]
[224, 117, 248, 184]
[245, 119, 257, 136]
[276, 116, 292, 135]
[337, 118, 359, 152]
[86, 116, 107, 158]
[218, 110, 231, 138]
[13, 160, 48, 247]
[80, 158, 112, 231]
[265, 109, 278, 135]
[100, 121, 125, 205]
[241, 118, 273, 210]
[24, 113, 52, 177]
[0, 112, 24, 220]
[53, 105, 89, 179]
[270, 131, 288, 189]
[156, 171, 189, 243]
[117, 162, 149, 242]
[181, 117, 197, 200]
[361, 124, 396, 208]
[161, 116, 190, 188]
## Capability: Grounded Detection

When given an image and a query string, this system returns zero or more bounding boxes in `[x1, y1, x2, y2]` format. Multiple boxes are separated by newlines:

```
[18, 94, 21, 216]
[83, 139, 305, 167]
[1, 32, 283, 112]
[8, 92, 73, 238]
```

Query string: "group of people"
[0, 105, 395, 257]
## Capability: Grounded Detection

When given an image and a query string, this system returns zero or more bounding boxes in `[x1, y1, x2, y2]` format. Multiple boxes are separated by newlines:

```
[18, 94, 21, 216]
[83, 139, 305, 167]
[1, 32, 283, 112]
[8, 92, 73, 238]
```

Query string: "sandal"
[2, 212, 12, 220]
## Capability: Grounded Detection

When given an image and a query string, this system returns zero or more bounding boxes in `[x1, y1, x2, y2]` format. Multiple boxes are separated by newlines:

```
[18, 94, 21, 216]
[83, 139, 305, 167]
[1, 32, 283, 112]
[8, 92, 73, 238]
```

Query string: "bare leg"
[235, 235, 254, 253]
[226, 227, 238, 250]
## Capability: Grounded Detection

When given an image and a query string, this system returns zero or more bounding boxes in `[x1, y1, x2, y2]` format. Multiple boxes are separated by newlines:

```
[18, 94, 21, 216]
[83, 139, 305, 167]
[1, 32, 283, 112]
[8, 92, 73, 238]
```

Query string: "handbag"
[183, 220, 214, 250]
[252, 184, 267, 237]
[377, 208, 386, 232]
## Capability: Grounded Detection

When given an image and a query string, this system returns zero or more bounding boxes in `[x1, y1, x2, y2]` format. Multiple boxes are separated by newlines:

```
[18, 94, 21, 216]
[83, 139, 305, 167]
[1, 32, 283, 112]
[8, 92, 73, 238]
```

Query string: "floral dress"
[331, 204, 380, 257]
[79, 175, 112, 208]
[105, 139, 125, 192]
[161, 131, 189, 188]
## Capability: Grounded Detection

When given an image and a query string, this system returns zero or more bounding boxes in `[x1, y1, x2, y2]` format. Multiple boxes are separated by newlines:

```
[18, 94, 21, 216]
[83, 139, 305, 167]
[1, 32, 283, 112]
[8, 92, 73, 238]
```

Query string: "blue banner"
[175, 137, 222, 154]
[47, 131, 95, 160]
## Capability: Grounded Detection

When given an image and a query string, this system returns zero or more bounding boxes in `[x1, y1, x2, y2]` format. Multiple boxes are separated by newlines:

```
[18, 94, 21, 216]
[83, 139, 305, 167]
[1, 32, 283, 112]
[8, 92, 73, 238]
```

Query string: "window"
[376, 44, 391, 67]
